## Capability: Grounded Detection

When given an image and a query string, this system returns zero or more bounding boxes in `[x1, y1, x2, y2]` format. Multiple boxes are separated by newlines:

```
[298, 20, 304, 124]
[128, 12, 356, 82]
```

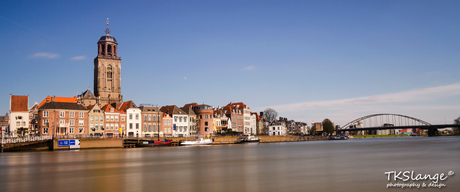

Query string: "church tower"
[94, 18, 123, 106]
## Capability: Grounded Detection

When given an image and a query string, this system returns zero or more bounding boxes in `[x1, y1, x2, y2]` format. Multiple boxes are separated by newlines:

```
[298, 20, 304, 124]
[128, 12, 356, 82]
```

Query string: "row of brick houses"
[5, 94, 276, 137]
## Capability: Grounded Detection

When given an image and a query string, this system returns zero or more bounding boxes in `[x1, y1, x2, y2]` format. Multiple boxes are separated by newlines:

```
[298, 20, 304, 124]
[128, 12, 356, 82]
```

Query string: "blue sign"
[58, 140, 70, 146]
[173, 124, 176, 131]
[69, 140, 75, 145]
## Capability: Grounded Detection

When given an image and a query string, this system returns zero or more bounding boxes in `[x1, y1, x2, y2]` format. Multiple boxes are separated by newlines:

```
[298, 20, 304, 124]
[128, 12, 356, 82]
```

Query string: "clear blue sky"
[1, 0, 459, 126]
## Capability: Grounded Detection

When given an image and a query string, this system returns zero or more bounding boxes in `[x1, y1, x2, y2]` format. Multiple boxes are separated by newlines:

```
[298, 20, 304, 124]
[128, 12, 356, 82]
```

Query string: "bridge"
[339, 113, 460, 136]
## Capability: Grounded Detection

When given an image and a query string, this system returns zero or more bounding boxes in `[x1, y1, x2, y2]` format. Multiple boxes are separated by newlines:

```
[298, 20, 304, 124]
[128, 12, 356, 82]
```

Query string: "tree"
[309, 127, 316, 135]
[263, 108, 278, 123]
[322, 118, 334, 136]
[454, 117, 460, 135]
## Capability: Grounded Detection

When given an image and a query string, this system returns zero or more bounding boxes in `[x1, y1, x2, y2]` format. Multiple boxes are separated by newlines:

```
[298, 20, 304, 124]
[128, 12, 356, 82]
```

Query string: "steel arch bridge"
[340, 113, 431, 130]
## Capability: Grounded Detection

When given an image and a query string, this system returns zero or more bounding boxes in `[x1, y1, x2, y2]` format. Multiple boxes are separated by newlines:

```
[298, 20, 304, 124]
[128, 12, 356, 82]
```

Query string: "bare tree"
[454, 117, 460, 135]
[263, 108, 278, 123]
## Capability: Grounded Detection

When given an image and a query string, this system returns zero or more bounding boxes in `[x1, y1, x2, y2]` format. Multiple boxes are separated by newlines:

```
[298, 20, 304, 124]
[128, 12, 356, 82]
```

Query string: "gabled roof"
[118, 101, 137, 112]
[87, 105, 96, 111]
[79, 89, 96, 99]
[40, 102, 87, 110]
[181, 105, 196, 116]
[160, 105, 186, 116]
[39, 96, 78, 107]
[101, 104, 119, 113]
[10, 95, 28, 112]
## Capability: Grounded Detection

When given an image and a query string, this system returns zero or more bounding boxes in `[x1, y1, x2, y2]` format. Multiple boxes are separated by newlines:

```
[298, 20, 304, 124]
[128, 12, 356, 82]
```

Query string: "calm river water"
[1, 136, 459, 192]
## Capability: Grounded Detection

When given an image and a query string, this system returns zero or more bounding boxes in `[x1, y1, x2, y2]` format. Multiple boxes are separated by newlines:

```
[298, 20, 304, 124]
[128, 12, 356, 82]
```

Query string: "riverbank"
[349, 134, 411, 138]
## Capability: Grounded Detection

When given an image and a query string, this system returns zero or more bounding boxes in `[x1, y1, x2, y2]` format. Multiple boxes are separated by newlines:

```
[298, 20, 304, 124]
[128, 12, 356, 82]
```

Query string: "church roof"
[98, 35, 117, 44]
[79, 89, 96, 99]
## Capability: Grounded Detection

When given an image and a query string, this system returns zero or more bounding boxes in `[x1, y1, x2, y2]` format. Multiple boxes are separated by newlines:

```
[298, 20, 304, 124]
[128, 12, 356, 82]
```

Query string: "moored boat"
[237, 134, 261, 143]
[136, 139, 172, 147]
[180, 138, 212, 146]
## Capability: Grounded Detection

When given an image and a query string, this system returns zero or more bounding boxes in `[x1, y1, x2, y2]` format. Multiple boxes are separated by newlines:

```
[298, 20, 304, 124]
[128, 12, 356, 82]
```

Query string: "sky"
[1, 0, 459, 126]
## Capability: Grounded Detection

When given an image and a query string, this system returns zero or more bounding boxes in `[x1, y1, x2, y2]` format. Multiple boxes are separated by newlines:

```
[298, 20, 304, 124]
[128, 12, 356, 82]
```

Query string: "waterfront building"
[254, 112, 264, 135]
[101, 104, 121, 137]
[162, 113, 173, 137]
[0, 113, 9, 136]
[181, 104, 197, 136]
[139, 105, 163, 137]
[38, 98, 88, 136]
[9, 95, 29, 137]
[118, 101, 140, 137]
[312, 122, 323, 135]
[250, 112, 257, 135]
[269, 121, 287, 136]
[221, 102, 247, 133]
[87, 104, 105, 137]
[190, 104, 214, 136]
[160, 105, 189, 137]
[29, 101, 39, 136]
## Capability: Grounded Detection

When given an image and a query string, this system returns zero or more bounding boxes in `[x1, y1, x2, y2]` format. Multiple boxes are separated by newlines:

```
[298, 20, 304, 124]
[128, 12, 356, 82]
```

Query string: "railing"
[1, 136, 53, 144]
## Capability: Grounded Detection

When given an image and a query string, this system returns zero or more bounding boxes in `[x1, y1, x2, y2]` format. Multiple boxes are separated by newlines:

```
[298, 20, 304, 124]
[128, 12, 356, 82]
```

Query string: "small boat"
[180, 138, 212, 146]
[237, 134, 261, 143]
[329, 134, 349, 140]
[136, 139, 172, 147]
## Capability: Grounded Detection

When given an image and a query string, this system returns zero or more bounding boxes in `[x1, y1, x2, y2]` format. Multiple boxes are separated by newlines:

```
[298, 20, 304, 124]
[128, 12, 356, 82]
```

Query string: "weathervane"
[105, 18, 111, 35]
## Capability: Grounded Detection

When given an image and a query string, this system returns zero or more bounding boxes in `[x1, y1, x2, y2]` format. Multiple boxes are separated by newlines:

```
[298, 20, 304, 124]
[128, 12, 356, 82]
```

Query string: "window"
[43, 128, 48, 134]
[115, 124, 118, 131]
[70, 112, 75, 118]
[136, 123, 139, 129]
[111, 124, 114, 130]
[70, 120, 75, 126]
[59, 119, 65, 125]
[157, 116, 160, 122]
[205, 122, 208, 126]
[106, 116, 110, 121]
[43, 111, 49, 117]
[183, 126, 186, 132]
[174, 116, 178, 122]
[148, 124, 151, 132]
[129, 123, 133, 129]
[153, 115, 156, 122]
[121, 124, 125, 131]
[95, 116, 98, 121]
[129, 114, 133, 120]
[90, 124, 94, 130]
[200, 115, 202, 119]
[144, 124, 147, 132]
[148, 115, 151, 121]
[16, 122, 20, 126]
[158, 124, 160, 131]
[205, 114, 208, 119]
[144, 115, 147, 121]
[110, 108, 114, 112]
[153, 124, 156, 132]
[111, 116, 114, 122]
[205, 127, 208, 132]
[79, 128, 83, 134]
[90, 116, 94, 121]
[136, 114, 139, 120]
[70, 128, 74, 134]
[22, 122, 25, 126]
[184, 117, 187, 122]
[122, 117, 125, 121]
[100, 116, 103, 121]
[43, 119, 48, 126]
[60, 111, 65, 118]
[79, 120, 84, 126]
[179, 117, 182, 122]
[115, 116, 119, 122]
[79, 112, 84, 118]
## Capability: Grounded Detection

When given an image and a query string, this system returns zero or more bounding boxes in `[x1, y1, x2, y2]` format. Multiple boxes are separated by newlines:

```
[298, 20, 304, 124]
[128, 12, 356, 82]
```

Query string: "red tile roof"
[39, 96, 78, 107]
[118, 101, 137, 112]
[102, 104, 119, 113]
[10, 95, 28, 112]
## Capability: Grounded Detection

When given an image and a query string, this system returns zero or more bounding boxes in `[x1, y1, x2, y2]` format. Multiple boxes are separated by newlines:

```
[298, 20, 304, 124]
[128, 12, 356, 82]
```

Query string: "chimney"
[51, 96, 56, 102]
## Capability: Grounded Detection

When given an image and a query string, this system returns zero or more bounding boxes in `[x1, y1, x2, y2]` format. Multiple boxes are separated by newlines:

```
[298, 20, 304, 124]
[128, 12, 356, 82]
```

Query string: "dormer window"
[110, 108, 114, 112]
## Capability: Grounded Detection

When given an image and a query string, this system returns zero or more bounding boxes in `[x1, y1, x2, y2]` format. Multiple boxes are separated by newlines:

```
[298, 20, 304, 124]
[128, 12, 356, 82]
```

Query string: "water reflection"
[0, 137, 459, 192]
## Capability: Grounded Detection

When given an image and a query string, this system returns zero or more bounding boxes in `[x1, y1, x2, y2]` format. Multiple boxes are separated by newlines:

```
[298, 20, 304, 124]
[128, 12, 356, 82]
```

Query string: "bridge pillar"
[428, 127, 438, 137]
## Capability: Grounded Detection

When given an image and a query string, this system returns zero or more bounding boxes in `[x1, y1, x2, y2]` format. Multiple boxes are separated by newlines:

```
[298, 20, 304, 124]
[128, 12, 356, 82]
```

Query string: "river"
[0, 136, 459, 192]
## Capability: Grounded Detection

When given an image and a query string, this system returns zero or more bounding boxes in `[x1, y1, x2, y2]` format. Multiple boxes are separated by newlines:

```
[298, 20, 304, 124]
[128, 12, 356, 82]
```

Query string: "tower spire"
[105, 18, 110, 35]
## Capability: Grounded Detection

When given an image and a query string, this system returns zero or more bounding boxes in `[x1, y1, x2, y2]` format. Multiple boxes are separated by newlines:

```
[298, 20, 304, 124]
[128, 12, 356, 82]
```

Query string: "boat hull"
[136, 140, 172, 147]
